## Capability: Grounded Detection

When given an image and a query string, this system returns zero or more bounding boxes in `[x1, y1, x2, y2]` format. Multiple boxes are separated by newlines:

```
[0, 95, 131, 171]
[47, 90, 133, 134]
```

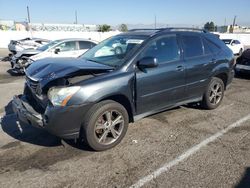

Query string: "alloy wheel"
[94, 110, 124, 145]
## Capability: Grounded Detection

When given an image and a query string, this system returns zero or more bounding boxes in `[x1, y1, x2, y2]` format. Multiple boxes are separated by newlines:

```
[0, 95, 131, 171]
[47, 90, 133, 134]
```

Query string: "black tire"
[81, 100, 129, 151]
[201, 77, 225, 110]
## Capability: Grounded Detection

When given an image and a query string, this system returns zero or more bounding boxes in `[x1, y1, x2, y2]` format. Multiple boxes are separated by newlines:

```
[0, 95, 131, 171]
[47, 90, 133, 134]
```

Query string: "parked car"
[12, 28, 234, 151]
[10, 39, 61, 68]
[235, 49, 250, 75]
[8, 38, 50, 54]
[222, 39, 244, 55]
[11, 38, 98, 74]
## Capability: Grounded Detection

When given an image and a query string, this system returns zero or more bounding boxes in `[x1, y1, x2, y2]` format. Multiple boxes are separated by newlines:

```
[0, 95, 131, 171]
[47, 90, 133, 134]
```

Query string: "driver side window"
[140, 35, 180, 64]
[56, 41, 77, 52]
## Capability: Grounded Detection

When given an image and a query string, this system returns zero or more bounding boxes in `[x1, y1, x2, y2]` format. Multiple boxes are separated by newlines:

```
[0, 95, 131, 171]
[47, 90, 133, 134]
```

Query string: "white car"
[12, 38, 98, 74]
[222, 39, 244, 56]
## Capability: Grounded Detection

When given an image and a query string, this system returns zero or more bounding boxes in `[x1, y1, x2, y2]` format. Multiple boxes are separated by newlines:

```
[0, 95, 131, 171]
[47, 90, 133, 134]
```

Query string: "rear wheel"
[201, 77, 225, 109]
[81, 100, 129, 151]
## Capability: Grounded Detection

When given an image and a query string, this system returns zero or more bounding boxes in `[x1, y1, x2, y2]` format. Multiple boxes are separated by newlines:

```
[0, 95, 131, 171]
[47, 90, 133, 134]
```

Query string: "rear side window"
[182, 35, 203, 58]
[79, 41, 96, 50]
[234, 40, 241, 44]
[202, 38, 221, 54]
[205, 33, 225, 49]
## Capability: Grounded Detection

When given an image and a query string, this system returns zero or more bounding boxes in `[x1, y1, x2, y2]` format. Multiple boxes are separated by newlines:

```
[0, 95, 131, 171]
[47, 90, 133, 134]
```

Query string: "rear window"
[182, 35, 203, 58]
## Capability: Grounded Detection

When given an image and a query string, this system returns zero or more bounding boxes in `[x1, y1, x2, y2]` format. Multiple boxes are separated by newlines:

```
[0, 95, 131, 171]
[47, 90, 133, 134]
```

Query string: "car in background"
[235, 49, 250, 75]
[12, 28, 234, 151]
[11, 38, 98, 74]
[8, 38, 50, 54]
[10, 40, 61, 68]
[222, 39, 244, 56]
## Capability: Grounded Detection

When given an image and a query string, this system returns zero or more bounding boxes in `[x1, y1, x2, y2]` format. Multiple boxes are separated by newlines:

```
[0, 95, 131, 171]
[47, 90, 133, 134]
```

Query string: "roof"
[54, 38, 98, 43]
[118, 28, 209, 38]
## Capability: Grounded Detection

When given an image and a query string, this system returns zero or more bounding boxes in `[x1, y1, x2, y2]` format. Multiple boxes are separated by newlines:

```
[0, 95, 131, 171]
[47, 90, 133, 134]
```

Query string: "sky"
[0, 0, 250, 26]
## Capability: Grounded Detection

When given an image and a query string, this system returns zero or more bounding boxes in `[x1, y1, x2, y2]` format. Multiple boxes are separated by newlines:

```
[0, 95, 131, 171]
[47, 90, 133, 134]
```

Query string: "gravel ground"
[0, 57, 250, 188]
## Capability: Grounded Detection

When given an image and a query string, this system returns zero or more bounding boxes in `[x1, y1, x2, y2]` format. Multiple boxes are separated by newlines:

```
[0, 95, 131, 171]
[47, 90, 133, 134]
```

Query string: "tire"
[81, 100, 129, 151]
[201, 77, 225, 110]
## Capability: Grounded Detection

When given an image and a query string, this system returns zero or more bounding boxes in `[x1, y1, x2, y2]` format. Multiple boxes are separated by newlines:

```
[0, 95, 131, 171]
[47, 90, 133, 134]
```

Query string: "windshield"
[80, 35, 147, 67]
[37, 40, 61, 51]
[222, 39, 232, 45]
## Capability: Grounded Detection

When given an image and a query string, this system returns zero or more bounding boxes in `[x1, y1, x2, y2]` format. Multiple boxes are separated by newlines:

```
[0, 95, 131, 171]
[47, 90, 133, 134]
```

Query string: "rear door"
[180, 33, 216, 99]
[136, 34, 186, 114]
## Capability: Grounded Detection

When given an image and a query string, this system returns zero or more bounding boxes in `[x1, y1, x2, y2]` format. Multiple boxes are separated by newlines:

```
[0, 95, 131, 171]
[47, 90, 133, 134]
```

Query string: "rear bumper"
[12, 95, 92, 139]
[235, 64, 250, 74]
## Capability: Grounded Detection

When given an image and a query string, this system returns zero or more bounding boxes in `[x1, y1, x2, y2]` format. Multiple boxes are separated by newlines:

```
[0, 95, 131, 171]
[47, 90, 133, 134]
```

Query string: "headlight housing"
[48, 86, 80, 106]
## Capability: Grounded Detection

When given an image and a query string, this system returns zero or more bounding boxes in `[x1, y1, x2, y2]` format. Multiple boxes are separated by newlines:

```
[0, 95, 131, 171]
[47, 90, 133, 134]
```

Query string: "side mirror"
[54, 48, 60, 54]
[138, 57, 158, 69]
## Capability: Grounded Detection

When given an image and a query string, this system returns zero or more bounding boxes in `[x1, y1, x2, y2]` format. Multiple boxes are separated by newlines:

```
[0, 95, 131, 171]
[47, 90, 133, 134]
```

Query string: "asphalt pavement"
[0, 59, 250, 187]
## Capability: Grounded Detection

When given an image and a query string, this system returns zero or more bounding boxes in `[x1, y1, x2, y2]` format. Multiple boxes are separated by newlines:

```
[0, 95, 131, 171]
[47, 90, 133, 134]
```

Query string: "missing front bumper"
[12, 95, 44, 128]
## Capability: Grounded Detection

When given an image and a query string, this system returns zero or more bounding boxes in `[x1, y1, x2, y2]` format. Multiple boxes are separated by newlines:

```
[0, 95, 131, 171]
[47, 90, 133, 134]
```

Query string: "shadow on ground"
[235, 73, 250, 80]
[1, 101, 93, 151]
[7, 69, 24, 76]
[1, 101, 61, 147]
[235, 167, 250, 188]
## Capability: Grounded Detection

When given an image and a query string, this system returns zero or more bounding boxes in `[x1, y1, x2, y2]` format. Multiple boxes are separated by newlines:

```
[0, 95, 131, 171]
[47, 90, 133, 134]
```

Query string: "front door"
[136, 34, 186, 115]
[51, 41, 78, 58]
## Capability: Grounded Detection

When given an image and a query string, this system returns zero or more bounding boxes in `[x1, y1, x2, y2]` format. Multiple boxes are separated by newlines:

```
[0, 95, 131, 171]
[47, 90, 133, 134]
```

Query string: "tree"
[204, 22, 215, 32]
[98, 24, 111, 32]
[118, 24, 128, 32]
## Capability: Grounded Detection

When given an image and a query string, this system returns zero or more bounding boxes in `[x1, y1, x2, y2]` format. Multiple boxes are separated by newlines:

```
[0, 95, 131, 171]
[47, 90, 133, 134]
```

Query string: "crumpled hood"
[15, 49, 42, 58]
[25, 57, 114, 86]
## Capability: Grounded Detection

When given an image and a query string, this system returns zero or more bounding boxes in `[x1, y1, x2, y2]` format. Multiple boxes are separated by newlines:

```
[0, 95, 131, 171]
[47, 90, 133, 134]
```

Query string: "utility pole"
[27, 6, 31, 23]
[232, 15, 237, 33]
[154, 15, 156, 29]
[75, 10, 78, 24]
[27, 6, 32, 37]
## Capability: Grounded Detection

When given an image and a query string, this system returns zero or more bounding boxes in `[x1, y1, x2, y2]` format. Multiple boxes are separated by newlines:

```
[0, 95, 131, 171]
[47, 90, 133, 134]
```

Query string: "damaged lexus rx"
[12, 28, 235, 151]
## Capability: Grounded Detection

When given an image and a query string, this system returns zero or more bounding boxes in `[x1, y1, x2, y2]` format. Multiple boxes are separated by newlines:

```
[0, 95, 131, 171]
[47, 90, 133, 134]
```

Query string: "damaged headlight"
[48, 86, 80, 106]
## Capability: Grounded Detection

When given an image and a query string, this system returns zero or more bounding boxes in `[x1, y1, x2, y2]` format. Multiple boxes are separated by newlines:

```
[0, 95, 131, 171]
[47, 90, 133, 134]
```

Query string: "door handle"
[176, 65, 184, 71]
[209, 58, 217, 64]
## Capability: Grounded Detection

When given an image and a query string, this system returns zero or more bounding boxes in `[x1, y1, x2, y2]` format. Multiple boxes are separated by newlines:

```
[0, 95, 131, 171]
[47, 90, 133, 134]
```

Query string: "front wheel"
[201, 77, 225, 109]
[81, 100, 129, 151]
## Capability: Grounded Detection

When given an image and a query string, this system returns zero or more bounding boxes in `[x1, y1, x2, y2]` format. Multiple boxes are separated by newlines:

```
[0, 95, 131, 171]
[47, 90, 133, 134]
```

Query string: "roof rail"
[166, 27, 208, 33]
[128, 28, 162, 32]
[129, 27, 208, 33]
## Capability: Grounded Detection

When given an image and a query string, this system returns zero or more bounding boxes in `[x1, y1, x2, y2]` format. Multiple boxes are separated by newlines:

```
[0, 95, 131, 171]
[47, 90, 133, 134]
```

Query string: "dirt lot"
[0, 55, 250, 187]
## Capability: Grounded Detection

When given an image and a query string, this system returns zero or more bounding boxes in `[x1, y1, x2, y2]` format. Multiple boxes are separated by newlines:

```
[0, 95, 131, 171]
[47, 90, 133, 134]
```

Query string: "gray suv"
[12, 28, 235, 151]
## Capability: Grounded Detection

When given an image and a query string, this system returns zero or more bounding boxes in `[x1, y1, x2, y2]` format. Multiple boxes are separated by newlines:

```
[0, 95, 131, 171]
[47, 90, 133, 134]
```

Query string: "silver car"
[8, 38, 50, 54]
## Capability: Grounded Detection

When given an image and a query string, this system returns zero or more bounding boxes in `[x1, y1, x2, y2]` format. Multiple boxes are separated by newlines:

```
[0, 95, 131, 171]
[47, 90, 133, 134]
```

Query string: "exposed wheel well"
[214, 73, 228, 88]
[101, 95, 134, 123]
